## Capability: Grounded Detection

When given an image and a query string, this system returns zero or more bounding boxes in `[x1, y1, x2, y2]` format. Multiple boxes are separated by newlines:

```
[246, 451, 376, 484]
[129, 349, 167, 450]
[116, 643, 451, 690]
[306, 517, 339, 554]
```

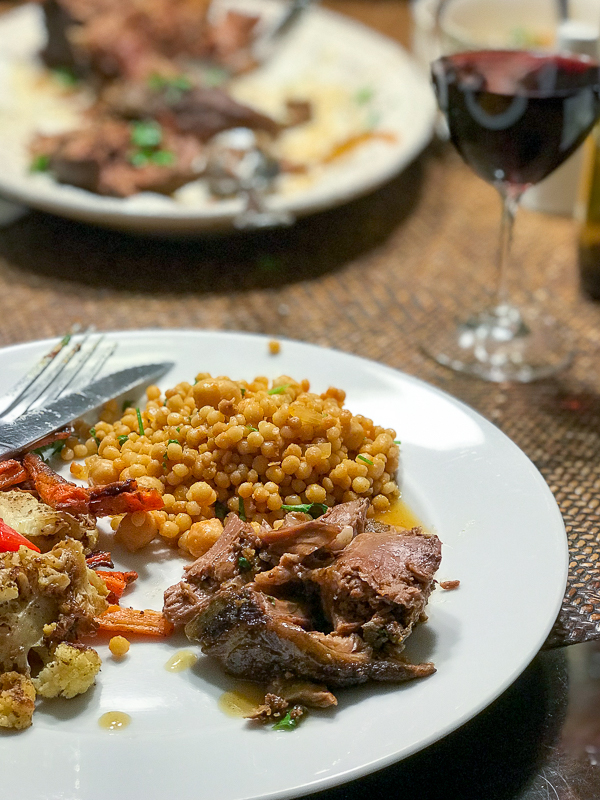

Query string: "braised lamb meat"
[32, 118, 205, 196]
[40, 0, 259, 81]
[164, 500, 442, 697]
[102, 83, 280, 141]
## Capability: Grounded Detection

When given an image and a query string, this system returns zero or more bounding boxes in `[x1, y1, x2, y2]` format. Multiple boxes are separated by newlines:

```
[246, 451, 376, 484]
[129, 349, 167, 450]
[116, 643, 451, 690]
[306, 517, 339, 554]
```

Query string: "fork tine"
[38, 332, 103, 405]
[22, 330, 94, 413]
[0, 332, 74, 417]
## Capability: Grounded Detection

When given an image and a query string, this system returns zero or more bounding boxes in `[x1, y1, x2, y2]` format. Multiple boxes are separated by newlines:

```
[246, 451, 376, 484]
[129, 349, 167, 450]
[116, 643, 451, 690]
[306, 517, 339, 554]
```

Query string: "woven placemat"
[0, 141, 598, 646]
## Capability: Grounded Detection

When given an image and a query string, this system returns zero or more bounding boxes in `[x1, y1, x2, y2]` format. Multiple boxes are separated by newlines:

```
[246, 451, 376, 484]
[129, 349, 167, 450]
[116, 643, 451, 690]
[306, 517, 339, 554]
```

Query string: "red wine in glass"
[428, 50, 600, 382]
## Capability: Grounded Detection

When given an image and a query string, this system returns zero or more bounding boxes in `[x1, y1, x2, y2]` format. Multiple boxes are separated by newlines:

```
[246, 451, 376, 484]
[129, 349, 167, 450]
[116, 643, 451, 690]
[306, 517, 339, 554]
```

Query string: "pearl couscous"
[66, 374, 400, 557]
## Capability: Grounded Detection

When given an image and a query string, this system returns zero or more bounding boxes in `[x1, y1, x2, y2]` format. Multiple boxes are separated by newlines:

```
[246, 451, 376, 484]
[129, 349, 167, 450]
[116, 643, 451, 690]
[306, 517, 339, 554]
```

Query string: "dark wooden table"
[1, 1, 600, 796]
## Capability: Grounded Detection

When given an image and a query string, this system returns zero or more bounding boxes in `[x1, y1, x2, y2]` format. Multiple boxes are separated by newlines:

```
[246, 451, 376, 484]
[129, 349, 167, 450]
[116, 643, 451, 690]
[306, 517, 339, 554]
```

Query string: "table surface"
[2, 0, 600, 796]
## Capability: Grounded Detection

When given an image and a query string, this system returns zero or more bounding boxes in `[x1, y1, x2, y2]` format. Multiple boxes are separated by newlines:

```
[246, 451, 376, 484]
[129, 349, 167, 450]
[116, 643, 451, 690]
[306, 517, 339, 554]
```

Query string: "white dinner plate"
[0, 2, 436, 233]
[0, 330, 567, 800]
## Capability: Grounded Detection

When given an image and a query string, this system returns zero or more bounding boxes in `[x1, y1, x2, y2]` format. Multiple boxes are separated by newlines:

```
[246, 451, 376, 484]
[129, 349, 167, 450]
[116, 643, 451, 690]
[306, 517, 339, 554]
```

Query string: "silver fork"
[0, 328, 116, 423]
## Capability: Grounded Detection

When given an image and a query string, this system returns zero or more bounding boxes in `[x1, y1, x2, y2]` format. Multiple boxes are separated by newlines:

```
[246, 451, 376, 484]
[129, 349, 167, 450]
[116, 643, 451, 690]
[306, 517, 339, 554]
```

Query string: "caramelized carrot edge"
[96, 605, 174, 637]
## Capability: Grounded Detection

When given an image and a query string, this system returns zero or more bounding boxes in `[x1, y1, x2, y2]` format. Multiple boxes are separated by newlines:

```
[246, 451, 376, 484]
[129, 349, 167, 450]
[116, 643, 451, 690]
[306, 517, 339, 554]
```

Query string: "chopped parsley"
[272, 711, 298, 731]
[215, 501, 228, 521]
[118, 435, 129, 446]
[246, 425, 258, 432]
[281, 502, 327, 518]
[89, 427, 100, 446]
[131, 120, 163, 149]
[268, 384, 290, 395]
[354, 86, 374, 105]
[148, 73, 193, 93]
[30, 154, 50, 173]
[238, 555, 251, 571]
[32, 438, 65, 463]
[357, 455, 373, 466]
[240, 388, 246, 396]
[238, 497, 246, 522]
[167, 438, 180, 446]
[52, 67, 79, 87]
[136, 408, 145, 436]
[129, 121, 175, 169]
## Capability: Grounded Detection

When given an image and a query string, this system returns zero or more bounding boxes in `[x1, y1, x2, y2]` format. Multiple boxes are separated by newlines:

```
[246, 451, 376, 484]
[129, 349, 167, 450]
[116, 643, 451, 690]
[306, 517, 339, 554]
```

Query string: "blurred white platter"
[0, 329, 567, 800]
[0, 2, 436, 233]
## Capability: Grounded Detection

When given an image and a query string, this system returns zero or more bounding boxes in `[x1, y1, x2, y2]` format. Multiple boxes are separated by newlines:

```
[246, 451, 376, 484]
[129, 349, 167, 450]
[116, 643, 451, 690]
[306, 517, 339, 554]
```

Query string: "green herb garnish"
[355, 86, 374, 105]
[89, 427, 100, 447]
[246, 425, 258, 432]
[238, 555, 251, 571]
[272, 711, 298, 731]
[393, 440, 401, 445]
[201, 65, 229, 87]
[215, 500, 228, 521]
[30, 154, 50, 173]
[280, 503, 328, 519]
[167, 438, 180, 446]
[122, 399, 133, 412]
[136, 408, 145, 436]
[148, 73, 193, 93]
[52, 66, 79, 87]
[240, 388, 246, 396]
[131, 120, 163, 149]
[268, 384, 290, 395]
[238, 497, 246, 522]
[32, 438, 66, 463]
[118, 435, 129, 446]
[357, 455, 373, 466]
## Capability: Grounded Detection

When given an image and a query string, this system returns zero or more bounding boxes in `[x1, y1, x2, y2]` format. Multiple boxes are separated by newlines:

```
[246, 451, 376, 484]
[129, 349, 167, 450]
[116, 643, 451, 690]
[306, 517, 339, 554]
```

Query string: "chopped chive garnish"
[281, 502, 327, 518]
[167, 438, 179, 446]
[268, 384, 290, 395]
[136, 408, 144, 436]
[118, 435, 129, 446]
[357, 455, 373, 465]
[89, 427, 100, 446]
[238, 555, 251, 571]
[238, 497, 246, 522]
[246, 425, 259, 432]
[30, 154, 50, 173]
[52, 66, 79, 87]
[272, 711, 298, 731]
[393, 440, 401, 445]
[240, 387, 246, 396]
[354, 86, 374, 105]
[215, 500, 228, 521]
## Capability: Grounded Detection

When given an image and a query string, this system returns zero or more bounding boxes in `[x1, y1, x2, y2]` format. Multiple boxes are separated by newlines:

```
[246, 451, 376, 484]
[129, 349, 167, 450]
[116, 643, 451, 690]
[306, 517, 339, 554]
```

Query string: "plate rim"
[0, 328, 568, 800]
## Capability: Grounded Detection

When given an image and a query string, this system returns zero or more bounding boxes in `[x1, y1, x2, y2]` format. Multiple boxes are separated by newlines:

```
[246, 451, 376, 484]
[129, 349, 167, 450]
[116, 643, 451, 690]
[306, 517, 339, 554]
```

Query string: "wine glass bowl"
[428, 49, 600, 382]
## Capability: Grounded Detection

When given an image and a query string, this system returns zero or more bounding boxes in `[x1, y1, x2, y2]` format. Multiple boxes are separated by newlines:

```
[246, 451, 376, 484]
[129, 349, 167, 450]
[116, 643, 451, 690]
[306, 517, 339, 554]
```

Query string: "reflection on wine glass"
[428, 50, 600, 382]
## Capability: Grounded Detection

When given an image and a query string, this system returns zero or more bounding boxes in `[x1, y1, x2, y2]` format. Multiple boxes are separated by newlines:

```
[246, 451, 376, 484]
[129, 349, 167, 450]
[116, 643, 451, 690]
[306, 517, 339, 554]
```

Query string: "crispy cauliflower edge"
[0, 539, 109, 729]
[33, 643, 101, 699]
[0, 671, 36, 730]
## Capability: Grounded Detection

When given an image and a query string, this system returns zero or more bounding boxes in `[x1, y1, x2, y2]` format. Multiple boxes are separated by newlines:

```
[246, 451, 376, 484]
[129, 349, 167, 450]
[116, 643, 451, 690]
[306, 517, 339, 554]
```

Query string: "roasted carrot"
[94, 570, 138, 603]
[86, 551, 114, 569]
[0, 460, 27, 490]
[96, 605, 174, 637]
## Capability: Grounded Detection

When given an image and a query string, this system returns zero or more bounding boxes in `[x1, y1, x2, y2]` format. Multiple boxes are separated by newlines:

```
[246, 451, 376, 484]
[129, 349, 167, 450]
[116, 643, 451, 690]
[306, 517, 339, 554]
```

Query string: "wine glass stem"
[495, 187, 520, 312]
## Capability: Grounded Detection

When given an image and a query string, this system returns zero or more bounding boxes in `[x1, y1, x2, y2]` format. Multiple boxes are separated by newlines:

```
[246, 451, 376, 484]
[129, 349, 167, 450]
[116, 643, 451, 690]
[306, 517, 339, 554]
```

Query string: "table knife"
[0, 362, 173, 460]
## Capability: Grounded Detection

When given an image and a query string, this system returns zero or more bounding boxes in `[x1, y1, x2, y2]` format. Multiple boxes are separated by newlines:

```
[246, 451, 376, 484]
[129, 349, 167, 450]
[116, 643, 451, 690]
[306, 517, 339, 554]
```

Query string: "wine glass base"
[422, 304, 572, 383]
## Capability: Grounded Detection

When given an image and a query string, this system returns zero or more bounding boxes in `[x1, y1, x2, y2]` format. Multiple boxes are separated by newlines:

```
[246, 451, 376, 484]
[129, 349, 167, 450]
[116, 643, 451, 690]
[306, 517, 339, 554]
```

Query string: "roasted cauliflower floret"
[33, 643, 101, 699]
[0, 538, 108, 729]
[0, 538, 108, 675]
[0, 671, 35, 730]
[0, 490, 98, 552]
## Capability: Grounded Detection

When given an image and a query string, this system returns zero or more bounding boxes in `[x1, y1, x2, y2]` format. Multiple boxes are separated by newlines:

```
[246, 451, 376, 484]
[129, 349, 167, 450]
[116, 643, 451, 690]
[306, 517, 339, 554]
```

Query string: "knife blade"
[0, 362, 173, 460]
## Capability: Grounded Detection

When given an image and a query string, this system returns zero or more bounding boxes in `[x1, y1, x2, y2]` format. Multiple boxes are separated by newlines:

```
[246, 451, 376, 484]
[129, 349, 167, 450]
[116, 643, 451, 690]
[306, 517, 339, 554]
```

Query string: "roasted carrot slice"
[96, 605, 174, 637]
[86, 551, 114, 569]
[0, 460, 27, 490]
[94, 570, 138, 603]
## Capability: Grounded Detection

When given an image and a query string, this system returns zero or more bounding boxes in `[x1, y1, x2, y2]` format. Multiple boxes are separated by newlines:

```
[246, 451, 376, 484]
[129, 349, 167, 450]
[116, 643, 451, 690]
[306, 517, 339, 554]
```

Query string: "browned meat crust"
[31, 118, 205, 196]
[164, 500, 441, 694]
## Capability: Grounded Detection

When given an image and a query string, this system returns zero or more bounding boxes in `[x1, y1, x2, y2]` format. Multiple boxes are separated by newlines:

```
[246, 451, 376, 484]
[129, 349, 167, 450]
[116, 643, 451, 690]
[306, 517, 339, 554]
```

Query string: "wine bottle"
[579, 125, 600, 299]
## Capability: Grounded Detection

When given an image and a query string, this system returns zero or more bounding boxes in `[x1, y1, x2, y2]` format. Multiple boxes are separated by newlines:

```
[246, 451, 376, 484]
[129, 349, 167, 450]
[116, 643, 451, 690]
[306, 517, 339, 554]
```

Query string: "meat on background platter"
[0, 1, 436, 233]
[0, 330, 567, 800]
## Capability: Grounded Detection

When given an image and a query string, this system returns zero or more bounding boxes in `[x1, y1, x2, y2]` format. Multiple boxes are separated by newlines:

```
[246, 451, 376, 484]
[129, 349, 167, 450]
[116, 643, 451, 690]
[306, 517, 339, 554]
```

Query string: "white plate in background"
[0, 3, 436, 233]
[0, 329, 567, 800]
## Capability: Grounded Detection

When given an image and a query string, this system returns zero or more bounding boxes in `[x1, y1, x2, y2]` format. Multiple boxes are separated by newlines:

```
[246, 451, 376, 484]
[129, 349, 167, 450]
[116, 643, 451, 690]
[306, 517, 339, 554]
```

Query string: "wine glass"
[428, 49, 600, 382]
